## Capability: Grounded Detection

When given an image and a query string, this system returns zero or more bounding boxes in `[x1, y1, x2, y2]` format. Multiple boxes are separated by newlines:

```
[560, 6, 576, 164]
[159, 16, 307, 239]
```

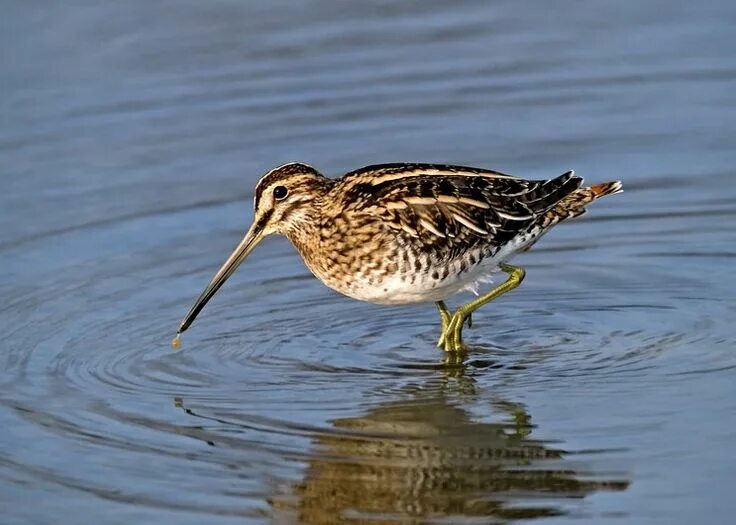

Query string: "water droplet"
[171, 334, 181, 349]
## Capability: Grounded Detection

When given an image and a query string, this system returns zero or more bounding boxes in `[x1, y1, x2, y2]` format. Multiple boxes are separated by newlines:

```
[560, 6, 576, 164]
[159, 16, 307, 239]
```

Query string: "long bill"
[176, 221, 265, 335]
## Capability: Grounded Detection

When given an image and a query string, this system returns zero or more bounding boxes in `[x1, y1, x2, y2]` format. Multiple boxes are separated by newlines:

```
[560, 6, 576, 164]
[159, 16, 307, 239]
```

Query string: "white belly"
[354, 269, 497, 304]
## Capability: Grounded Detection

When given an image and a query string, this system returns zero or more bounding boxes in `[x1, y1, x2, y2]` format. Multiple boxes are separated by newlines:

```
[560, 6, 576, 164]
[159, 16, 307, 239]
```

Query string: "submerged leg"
[438, 263, 526, 353]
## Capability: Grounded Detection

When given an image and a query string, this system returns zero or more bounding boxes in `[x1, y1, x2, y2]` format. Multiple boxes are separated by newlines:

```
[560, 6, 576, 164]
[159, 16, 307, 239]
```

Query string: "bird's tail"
[552, 180, 623, 220]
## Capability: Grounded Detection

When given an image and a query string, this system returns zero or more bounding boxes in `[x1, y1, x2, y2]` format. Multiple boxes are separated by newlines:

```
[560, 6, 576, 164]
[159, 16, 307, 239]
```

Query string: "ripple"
[0, 256, 730, 525]
[2, 209, 734, 523]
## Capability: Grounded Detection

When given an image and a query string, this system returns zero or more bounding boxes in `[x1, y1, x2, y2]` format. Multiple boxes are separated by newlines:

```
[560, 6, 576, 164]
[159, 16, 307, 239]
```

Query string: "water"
[1, 1, 735, 523]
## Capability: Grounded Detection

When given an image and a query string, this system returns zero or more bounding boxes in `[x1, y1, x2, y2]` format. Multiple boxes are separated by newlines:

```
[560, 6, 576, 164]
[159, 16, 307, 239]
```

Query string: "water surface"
[2, 1, 736, 524]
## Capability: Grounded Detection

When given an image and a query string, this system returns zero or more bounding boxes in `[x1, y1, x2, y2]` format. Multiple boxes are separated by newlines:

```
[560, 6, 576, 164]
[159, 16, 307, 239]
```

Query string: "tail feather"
[553, 180, 623, 220]
[519, 178, 622, 252]
[588, 180, 624, 199]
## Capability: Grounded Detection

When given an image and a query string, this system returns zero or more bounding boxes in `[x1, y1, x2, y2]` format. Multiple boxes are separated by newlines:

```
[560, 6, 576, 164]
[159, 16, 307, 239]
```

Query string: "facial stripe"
[255, 207, 273, 229]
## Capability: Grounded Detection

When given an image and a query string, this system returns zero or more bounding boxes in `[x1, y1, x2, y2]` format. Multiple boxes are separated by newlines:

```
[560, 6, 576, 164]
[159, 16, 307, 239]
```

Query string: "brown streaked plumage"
[174, 162, 622, 352]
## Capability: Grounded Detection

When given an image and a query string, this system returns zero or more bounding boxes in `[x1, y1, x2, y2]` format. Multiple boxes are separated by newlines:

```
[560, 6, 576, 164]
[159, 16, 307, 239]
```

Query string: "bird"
[173, 162, 622, 352]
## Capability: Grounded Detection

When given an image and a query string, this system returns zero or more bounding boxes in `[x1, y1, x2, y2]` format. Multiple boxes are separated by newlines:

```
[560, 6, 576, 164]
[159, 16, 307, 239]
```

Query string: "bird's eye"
[273, 186, 288, 200]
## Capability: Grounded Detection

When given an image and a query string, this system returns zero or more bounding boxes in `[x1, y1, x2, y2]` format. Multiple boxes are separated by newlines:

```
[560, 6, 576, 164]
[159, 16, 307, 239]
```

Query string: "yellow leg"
[438, 263, 526, 353]
[437, 300, 471, 347]
[437, 301, 473, 346]
[436, 301, 451, 334]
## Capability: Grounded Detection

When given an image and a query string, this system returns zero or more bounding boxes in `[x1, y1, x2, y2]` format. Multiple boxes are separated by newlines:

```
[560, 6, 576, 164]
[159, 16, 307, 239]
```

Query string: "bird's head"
[251, 162, 331, 236]
[176, 162, 331, 334]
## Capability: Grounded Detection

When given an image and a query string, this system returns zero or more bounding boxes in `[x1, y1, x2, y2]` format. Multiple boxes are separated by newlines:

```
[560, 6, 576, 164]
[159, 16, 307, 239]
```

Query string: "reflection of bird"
[175, 162, 621, 351]
[269, 396, 629, 523]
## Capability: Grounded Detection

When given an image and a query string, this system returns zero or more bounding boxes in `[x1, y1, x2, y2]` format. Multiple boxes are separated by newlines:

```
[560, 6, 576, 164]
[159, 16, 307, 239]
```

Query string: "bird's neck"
[284, 203, 322, 249]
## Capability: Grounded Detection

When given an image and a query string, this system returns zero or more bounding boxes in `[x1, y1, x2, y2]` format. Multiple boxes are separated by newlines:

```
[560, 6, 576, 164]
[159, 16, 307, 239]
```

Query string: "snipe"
[174, 162, 621, 352]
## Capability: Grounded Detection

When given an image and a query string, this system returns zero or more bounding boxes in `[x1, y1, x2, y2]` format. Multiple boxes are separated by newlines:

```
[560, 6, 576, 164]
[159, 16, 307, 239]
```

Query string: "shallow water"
[2, 1, 736, 524]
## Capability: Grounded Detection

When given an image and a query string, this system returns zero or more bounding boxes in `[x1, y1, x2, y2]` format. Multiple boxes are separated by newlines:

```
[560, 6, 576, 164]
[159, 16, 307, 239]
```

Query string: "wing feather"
[339, 164, 582, 253]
